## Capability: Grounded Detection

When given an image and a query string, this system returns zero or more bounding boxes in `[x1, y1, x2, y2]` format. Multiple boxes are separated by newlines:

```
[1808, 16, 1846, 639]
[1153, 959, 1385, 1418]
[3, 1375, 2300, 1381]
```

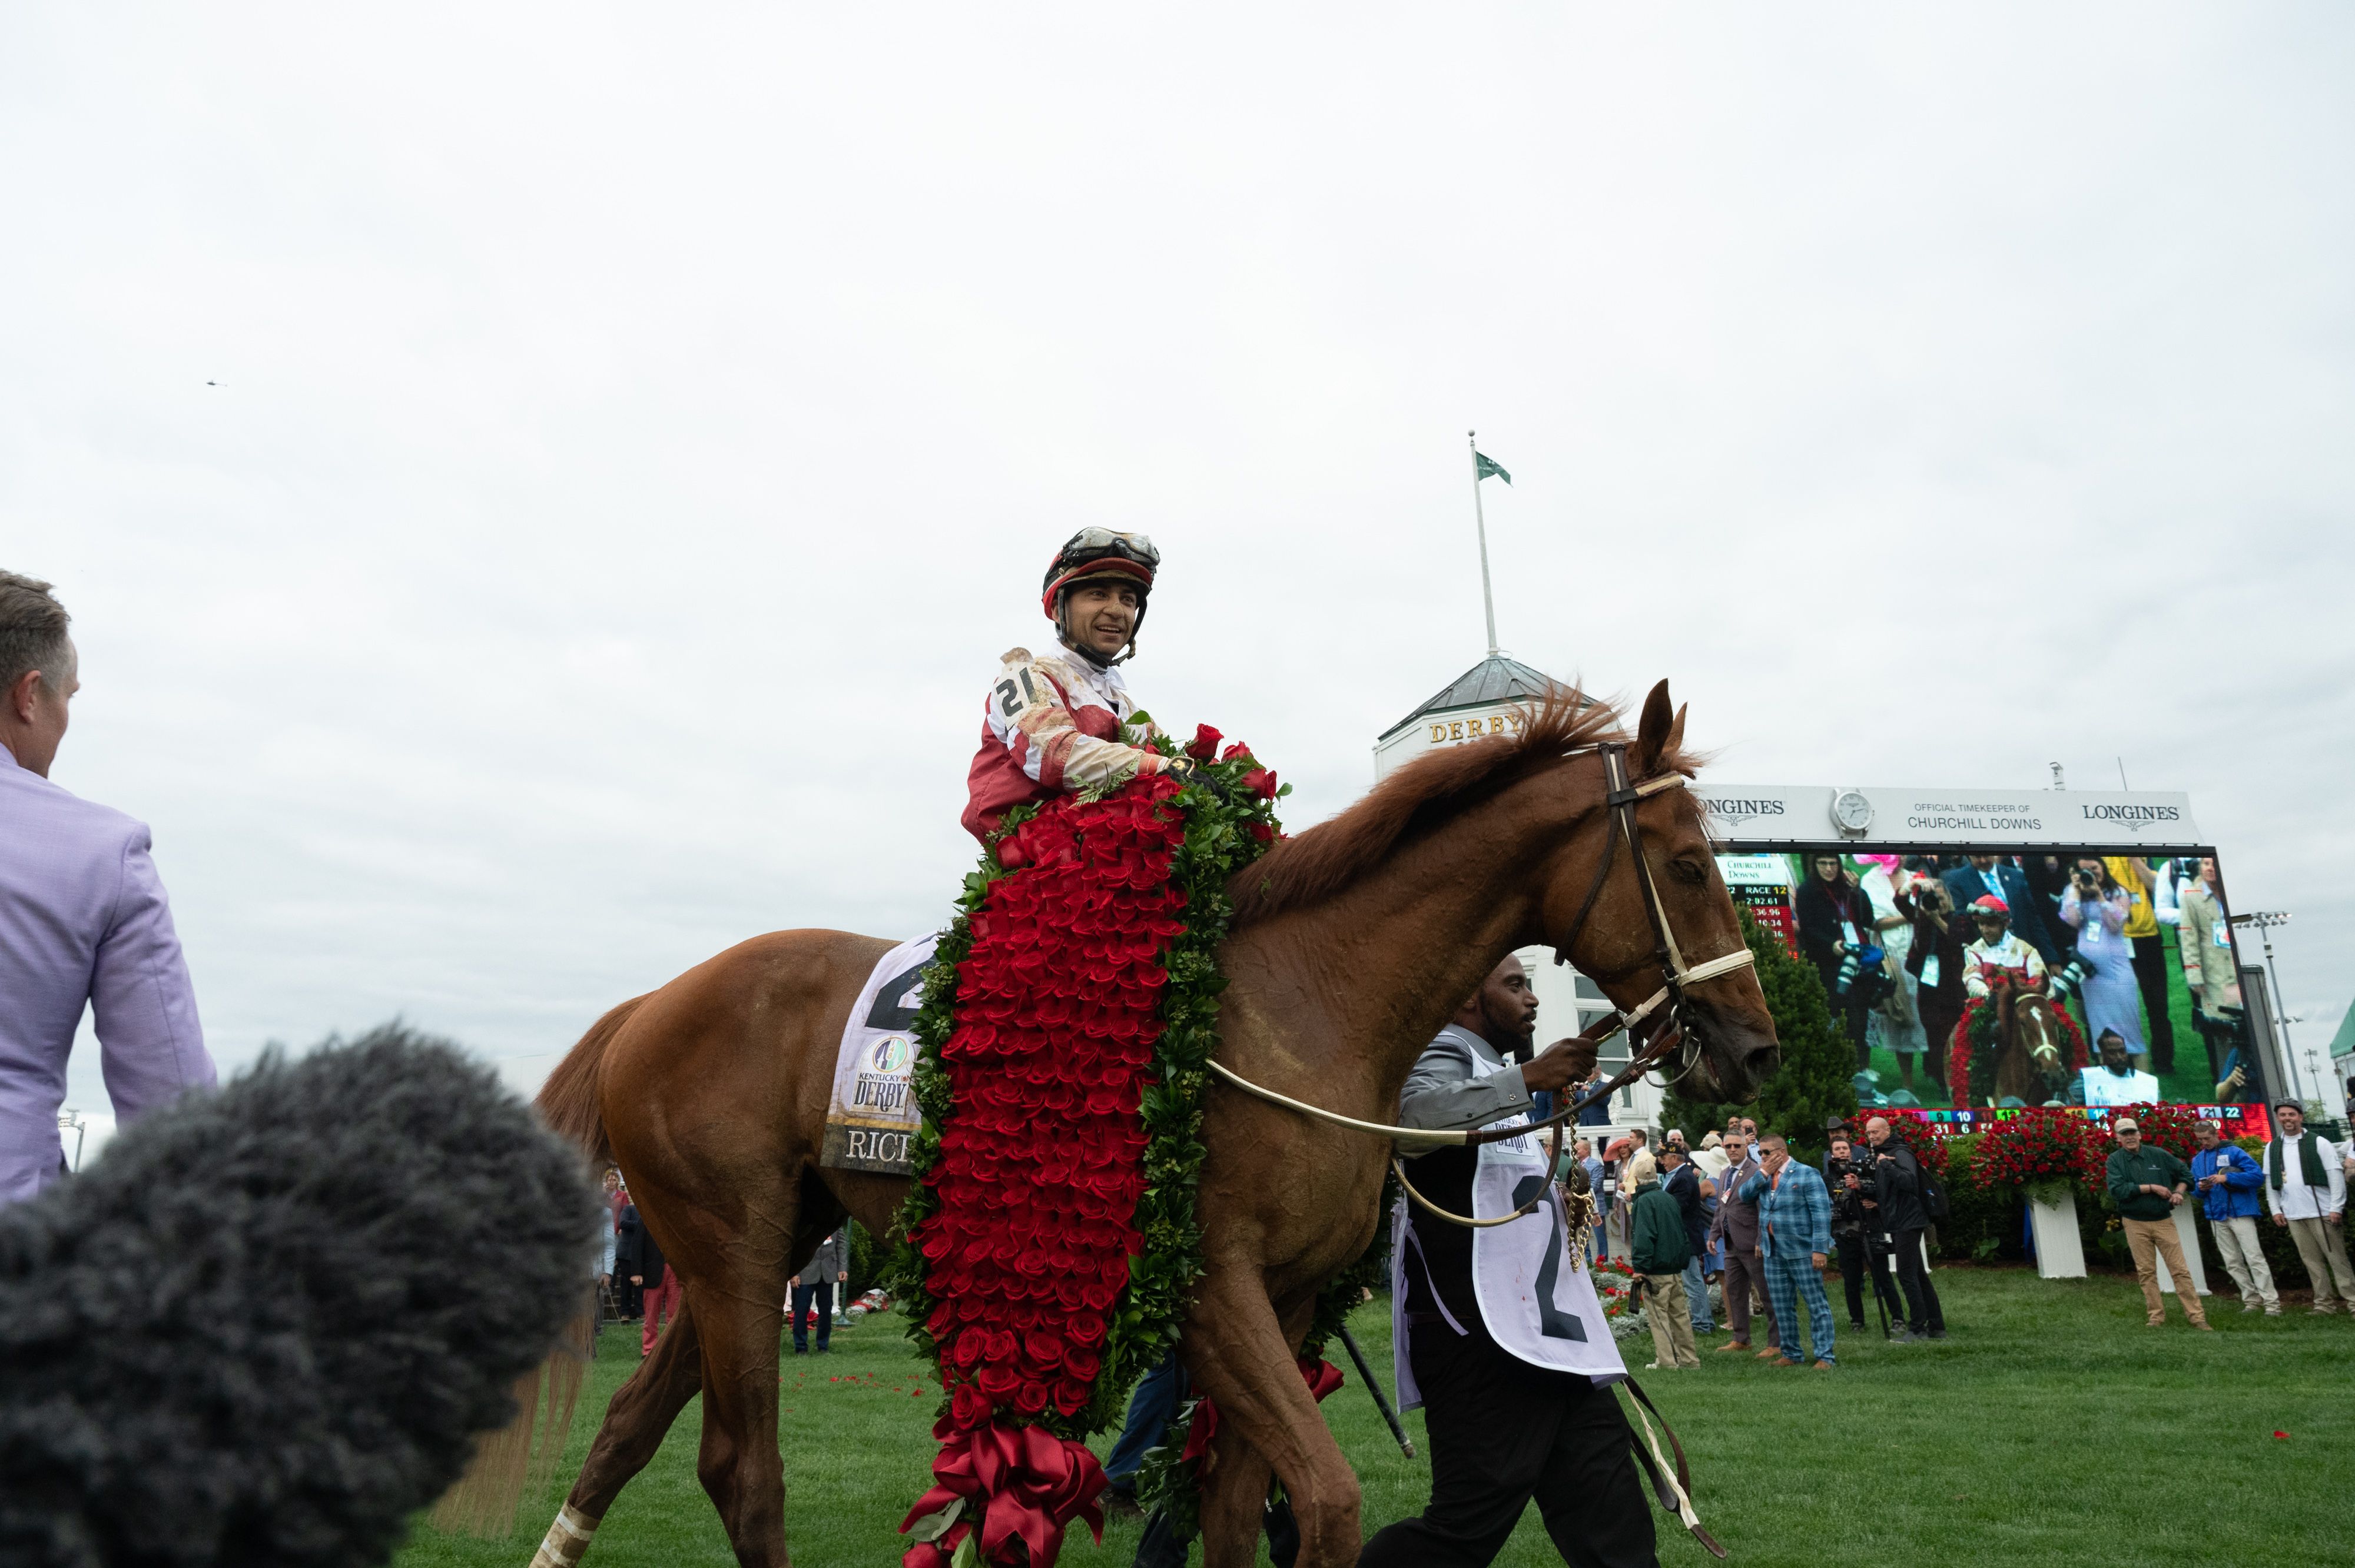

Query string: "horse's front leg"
[1180, 1261, 1359, 1568]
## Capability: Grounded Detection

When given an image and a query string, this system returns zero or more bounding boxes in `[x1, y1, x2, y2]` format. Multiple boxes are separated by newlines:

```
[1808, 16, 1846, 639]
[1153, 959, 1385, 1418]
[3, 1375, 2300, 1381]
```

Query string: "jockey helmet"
[1041, 530, 1158, 663]
[1968, 895, 2009, 921]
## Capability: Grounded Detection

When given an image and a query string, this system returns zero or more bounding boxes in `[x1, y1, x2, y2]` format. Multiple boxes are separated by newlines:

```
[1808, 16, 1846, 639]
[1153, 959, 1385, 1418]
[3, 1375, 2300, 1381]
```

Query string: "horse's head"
[2011, 989, 2062, 1069]
[1550, 680, 1780, 1104]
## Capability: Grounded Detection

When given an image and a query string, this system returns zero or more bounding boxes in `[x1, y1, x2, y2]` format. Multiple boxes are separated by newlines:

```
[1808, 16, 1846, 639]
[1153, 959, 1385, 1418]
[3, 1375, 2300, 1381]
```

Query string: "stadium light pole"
[57, 1108, 87, 1173]
[2230, 911, 2300, 1102]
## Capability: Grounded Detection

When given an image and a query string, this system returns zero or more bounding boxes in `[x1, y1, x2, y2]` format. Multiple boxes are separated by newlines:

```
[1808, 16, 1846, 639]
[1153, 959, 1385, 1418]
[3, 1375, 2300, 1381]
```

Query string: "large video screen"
[1716, 849, 2260, 1114]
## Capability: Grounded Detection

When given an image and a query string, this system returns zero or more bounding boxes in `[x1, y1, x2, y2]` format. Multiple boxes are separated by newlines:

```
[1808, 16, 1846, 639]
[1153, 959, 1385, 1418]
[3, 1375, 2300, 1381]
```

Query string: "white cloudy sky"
[8, 4, 2352, 1150]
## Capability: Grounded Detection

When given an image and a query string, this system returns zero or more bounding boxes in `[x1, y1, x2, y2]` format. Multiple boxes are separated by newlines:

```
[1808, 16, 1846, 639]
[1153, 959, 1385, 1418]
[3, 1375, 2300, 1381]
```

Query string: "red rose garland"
[893, 726, 1286, 1568]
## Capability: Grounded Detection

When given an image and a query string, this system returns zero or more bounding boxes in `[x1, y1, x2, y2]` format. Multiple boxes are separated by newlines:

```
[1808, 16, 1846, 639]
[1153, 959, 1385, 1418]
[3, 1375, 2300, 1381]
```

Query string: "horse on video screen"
[466, 682, 1779, 1568]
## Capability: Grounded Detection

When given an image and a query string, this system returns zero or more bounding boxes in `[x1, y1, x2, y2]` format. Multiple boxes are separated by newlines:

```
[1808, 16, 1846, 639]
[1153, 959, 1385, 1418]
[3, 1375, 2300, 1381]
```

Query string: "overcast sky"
[8, 4, 2351, 1148]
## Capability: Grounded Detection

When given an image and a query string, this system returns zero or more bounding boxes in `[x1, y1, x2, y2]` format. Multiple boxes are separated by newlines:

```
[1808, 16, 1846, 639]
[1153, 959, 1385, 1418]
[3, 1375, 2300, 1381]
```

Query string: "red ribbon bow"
[900, 1417, 1107, 1568]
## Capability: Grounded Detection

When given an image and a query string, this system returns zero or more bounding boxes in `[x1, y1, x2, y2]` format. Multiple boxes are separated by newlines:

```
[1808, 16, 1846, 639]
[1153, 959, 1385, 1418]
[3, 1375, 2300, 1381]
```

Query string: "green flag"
[1474, 451, 1511, 485]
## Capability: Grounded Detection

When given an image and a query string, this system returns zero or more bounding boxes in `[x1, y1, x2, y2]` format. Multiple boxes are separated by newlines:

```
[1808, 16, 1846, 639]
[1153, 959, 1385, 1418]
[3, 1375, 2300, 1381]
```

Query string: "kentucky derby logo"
[853, 1035, 915, 1114]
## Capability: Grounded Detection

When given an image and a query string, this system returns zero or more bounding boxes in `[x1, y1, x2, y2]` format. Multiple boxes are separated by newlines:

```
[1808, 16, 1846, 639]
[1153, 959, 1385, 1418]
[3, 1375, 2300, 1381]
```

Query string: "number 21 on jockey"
[960, 530, 1196, 843]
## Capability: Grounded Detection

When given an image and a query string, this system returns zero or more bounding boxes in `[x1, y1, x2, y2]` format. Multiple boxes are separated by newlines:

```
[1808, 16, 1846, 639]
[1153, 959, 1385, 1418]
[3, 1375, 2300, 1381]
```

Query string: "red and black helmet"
[1040, 529, 1159, 617]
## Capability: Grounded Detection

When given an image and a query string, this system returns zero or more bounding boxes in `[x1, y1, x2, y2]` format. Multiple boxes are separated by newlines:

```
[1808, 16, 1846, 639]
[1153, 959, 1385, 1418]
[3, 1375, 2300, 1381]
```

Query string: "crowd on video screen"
[1721, 848, 2257, 1110]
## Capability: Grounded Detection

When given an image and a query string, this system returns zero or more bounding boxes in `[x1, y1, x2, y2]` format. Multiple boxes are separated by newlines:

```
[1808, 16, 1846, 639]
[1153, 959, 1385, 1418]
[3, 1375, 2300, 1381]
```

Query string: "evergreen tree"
[1661, 909, 1858, 1161]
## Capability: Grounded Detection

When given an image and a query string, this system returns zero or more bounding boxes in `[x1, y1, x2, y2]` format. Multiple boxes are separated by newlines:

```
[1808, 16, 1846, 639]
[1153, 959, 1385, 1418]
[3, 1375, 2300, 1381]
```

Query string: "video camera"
[1835, 945, 1894, 1007]
[2048, 955, 2094, 1001]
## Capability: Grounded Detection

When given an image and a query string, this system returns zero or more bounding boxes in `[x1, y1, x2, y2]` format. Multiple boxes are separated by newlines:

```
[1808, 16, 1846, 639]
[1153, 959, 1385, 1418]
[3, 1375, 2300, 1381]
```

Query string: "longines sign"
[1693, 785, 2202, 849]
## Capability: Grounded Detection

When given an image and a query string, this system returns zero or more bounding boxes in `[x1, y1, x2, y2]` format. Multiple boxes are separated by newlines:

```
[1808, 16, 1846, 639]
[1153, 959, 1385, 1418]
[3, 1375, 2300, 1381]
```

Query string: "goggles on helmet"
[1040, 529, 1159, 616]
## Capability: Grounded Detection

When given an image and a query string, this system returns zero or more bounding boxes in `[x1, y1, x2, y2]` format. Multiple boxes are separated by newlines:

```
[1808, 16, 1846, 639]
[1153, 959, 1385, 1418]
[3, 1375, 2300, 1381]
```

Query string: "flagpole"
[1468, 429, 1498, 656]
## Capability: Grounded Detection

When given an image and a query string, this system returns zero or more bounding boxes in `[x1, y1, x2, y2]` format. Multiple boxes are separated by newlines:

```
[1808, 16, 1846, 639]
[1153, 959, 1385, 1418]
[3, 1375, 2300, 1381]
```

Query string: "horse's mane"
[1231, 692, 1694, 925]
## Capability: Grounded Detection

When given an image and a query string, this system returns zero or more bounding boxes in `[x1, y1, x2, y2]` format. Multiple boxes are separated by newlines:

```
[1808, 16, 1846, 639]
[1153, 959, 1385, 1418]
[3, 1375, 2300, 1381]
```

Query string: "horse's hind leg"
[1183, 1269, 1360, 1568]
[530, 1304, 705, 1566]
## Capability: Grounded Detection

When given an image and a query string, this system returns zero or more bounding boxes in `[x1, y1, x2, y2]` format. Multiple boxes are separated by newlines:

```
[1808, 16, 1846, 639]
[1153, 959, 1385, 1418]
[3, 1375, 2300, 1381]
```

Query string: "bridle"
[1547, 740, 1756, 1091]
[1204, 738, 1758, 1227]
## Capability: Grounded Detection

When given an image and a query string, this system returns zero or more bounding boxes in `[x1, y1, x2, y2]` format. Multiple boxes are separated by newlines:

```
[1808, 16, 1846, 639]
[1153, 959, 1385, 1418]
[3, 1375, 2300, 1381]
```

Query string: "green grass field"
[393, 1265, 2350, 1568]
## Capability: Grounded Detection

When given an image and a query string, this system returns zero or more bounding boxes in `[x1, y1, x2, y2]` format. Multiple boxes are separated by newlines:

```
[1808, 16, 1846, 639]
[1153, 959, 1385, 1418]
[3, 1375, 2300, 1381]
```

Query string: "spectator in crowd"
[0, 571, 214, 1204]
[2263, 1099, 2353, 1315]
[1366, 955, 1654, 1568]
[1962, 896, 2049, 998]
[2059, 858, 2145, 1065]
[1575, 1137, 1608, 1263]
[1827, 1134, 1902, 1332]
[1691, 1130, 1729, 1182]
[1574, 1065, 1613, 1128]
[2104, 1118, 2211, 1330]
[616, 1198, 682, 1354]
[1943, 853, 2062, 968]
[2191, 1119, 2278, 1315]
[1738, 1133, 1836, 1368]
[1659, 1143, 1714, 1341]
[1795, 853, 1877, 1069]
[607, 1171, 642, 1320]
[792, 1227, 848, 1354]
[2176, 858, 2242, 1041]
[2104, 856, 2175, 1074]
[596, 1167, 624, 1324]
[1863, 1117, 1946, 1341]
[1707, 1128, 1777, 1357]
[1627, 1150, 1700, 1371]
[1859, 856, 1930, 1090]
[1903, 876, 1968, 1089]
[2074, 1028, 2159, 1108]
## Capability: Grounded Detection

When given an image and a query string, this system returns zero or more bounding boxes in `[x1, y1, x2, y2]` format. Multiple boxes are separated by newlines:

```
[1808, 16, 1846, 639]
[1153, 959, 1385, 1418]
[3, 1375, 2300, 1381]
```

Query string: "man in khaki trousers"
[2103, 1118, 2211, 1330]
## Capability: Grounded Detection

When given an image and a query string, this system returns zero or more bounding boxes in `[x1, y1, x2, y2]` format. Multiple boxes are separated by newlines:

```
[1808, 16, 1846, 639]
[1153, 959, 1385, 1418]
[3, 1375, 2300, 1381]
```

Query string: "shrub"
[1663, 909, 1858, 1162]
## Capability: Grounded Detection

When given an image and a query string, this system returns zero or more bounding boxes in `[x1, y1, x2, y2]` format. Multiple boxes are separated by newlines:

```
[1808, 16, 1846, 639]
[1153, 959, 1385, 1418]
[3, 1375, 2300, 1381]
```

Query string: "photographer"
[1861, 1117, 1946, 1341]
[1795, 853, 1879, 1069]
[1826, 1134, 1903, 1332]
[2058, 858, 2145, 1066]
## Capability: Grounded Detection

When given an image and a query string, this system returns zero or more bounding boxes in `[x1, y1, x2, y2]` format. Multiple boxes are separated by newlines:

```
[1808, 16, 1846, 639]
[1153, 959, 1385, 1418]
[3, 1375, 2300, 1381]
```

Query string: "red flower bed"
[1973, 1108, 2111, 1192]
[2108, 1101, 2201, 1160]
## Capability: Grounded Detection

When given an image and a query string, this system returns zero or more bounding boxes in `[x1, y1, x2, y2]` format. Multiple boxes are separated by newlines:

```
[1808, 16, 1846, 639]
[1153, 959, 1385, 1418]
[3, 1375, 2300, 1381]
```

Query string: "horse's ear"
[1636, 680, 1674, 772]
[1666, 703, 1687, 759]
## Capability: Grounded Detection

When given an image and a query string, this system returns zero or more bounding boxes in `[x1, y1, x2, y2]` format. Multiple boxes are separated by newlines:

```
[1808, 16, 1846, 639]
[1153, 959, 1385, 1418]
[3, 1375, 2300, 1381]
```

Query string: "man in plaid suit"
[1736, 1132, 1837, 1369]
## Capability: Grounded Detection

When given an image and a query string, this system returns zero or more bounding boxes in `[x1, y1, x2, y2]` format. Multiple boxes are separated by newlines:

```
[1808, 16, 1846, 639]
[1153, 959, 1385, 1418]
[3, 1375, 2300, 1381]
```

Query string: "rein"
[1205, 740, 1756, 1228]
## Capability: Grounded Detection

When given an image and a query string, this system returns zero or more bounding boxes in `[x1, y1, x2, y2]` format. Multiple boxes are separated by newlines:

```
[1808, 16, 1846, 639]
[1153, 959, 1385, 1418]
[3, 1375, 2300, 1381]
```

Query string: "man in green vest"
[2263, 1099, 2354, 1314]
[2103, 1118, 2211, 1330]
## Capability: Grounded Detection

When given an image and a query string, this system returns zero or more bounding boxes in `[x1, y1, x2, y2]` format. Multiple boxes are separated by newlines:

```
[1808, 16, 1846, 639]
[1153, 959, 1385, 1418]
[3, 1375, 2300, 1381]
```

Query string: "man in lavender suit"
[1, 571, 213, 1202]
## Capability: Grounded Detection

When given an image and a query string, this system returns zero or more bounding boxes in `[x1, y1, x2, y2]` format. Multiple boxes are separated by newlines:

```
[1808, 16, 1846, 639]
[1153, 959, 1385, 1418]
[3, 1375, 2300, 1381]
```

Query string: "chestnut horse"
[504, 682, 1777, 1568]
[1989, 985, 2070, 1105]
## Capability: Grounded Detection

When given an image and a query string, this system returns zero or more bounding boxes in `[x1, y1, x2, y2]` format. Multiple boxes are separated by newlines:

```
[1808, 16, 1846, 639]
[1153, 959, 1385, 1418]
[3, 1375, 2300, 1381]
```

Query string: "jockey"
[1962, 895, 2049, 998]
[961, 530, 1188, 842]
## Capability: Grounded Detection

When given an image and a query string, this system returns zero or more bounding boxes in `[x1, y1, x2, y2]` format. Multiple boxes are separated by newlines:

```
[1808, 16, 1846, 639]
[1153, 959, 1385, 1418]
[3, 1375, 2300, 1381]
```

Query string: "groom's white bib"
[1392, 1052, 1626, 1411]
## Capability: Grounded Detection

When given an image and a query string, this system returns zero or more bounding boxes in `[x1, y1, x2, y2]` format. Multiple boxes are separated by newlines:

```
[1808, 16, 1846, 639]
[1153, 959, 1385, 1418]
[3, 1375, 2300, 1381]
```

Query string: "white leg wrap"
[529, 1503, 599, 1568]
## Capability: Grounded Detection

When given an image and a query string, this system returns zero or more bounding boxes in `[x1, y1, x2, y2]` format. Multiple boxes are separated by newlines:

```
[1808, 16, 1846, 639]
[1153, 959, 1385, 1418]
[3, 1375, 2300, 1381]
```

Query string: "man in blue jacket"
[1739, 1133, 1837, 1368]
[2192, 1119, 2278, 1315]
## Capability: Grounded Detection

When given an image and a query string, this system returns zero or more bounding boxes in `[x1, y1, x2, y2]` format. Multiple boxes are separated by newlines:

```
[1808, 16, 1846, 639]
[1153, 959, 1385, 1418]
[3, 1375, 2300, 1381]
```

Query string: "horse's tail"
[538, 995, 647, 1167]
[430, 998, 647, 1539]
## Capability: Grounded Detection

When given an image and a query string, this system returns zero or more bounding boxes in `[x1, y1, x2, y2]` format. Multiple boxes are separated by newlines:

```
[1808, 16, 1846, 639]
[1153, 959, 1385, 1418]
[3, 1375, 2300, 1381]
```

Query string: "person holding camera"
[1862, 1117, 1946, 1340]
[1827, 1134, 1904, 1333]
[2059, 858, 2145, 1067]
[1795, 853, 1880, 1069]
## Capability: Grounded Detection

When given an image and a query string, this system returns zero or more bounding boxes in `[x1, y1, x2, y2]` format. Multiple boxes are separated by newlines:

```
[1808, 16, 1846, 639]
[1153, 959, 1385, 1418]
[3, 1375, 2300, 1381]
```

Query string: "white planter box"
[2029, 1187, 2087, 1280]
[2153, 1204, 2213, 1297]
